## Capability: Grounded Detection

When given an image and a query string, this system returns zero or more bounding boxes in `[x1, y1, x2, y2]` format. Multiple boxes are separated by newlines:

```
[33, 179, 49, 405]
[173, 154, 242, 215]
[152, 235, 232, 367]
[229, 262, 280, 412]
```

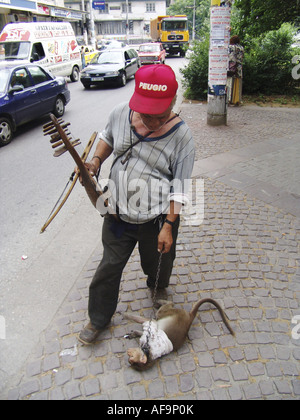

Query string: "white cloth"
[140, 320, 173, 360]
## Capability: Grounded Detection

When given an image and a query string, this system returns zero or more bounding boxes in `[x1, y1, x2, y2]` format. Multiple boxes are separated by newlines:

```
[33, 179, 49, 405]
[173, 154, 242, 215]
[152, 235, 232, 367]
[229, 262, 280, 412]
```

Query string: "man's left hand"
[157, 225, 173, 254]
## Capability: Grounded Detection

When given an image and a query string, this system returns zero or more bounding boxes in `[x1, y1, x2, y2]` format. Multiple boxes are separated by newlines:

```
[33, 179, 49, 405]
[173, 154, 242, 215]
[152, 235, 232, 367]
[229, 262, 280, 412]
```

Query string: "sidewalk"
[3, 102, 300, 400]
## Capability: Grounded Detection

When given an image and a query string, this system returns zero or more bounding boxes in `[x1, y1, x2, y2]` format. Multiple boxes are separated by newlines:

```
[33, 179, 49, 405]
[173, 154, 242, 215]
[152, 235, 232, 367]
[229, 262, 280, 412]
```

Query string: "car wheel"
[53, 96, 65, 117]
[119, 72, 126, 87]
[70, 66, 80, 82]
[0, 117, 13, 147]
[83, 83, 91, 89]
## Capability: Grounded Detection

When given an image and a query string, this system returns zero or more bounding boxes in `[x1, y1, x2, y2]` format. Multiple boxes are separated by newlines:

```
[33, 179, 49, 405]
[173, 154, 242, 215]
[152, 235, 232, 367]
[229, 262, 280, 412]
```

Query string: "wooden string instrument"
[43, 114, 118, 226]
[40, 129, 96, 233]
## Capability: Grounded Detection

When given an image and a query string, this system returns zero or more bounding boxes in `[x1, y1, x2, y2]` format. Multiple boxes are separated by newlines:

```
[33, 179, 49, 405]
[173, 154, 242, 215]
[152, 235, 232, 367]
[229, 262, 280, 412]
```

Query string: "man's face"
[139, 105, 173, 132]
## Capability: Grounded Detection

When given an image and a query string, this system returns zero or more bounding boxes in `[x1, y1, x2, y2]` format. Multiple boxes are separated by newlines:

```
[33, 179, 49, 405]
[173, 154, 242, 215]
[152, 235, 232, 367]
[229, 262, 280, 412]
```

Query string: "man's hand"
[75, 139, 113, 185]
[157, 224, 173, 254]
[75, 161, 98, 185]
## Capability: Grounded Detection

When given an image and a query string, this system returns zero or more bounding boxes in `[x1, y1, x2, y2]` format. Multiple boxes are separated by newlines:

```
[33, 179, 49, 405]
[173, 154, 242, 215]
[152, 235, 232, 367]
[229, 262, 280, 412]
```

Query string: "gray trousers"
[88, 215, 179, 329]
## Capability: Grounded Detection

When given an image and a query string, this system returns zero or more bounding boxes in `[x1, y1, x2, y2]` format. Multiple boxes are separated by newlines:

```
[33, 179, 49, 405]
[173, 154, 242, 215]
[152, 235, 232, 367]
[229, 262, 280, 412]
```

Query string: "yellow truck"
[150, 15, 189, 57]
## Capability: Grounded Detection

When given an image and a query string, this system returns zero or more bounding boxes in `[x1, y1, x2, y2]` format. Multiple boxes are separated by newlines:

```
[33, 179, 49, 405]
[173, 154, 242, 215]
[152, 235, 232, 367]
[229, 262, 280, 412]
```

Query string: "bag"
[228, 61, 237, 77]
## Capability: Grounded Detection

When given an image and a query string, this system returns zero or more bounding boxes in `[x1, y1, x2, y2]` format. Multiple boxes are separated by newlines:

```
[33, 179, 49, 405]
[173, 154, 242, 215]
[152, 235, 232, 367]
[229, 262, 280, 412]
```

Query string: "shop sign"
[92, 1, 105, 10]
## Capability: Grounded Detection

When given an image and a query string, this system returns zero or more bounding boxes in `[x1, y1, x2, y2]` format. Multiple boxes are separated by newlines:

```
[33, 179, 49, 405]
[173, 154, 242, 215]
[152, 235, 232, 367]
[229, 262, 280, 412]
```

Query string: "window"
[1, 41, 31, 60]
[98, 4, 109, 14]
[146, 3, 156, 12]
[10, 68, 32, 89]
[97, 21, 126, 35]
[122, 3, 132, 13]
[162, 21, 187, 31]
[28, 66, 52, 85]
[31, 42, 46, 62]
[127, 49, 138, 59]
[0, 69, 10, 93]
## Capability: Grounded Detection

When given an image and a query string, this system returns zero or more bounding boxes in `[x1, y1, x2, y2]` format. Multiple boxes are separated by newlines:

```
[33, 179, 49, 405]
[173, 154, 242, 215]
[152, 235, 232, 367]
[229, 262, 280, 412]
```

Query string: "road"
[0, 57, 186, 392]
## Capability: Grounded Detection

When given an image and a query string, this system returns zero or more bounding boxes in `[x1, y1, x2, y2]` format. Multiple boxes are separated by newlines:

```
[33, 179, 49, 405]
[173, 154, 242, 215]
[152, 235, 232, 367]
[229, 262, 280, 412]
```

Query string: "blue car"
[0, 62, 70, 146]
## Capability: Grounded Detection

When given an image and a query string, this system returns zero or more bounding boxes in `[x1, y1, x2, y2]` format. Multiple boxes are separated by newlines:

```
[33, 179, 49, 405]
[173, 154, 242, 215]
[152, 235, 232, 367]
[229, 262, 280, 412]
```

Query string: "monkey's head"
[127, 348, 148, 368]
[127, 348, 156, 370]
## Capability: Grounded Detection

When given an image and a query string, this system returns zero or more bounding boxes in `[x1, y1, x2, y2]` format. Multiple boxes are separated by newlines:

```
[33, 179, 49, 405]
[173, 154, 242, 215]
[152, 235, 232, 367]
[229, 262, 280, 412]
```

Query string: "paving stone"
[64, 382, 82, 400]
[132, 384, 147, 400]
[43, 354, 60, 372]
[148, 380, 165, 398]
[82, 378, 100, 397]
[179, 373, 194, 393]
[20, 380, 40, 398]
[26, 360, 42, 377]
[198, 353, 215, 368]
[242, 383, 261, 400]
[230, 364, 249, 381]
[55, 369, 72, 386]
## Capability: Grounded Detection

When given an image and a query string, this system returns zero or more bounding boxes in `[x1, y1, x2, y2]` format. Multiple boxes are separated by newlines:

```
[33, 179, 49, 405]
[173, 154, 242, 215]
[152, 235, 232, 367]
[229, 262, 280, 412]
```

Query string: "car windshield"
[140, 45, 160, 53]
[91, 51, 123, 65]
[0, 42, 31, 60]
[0, 69, 10, 93]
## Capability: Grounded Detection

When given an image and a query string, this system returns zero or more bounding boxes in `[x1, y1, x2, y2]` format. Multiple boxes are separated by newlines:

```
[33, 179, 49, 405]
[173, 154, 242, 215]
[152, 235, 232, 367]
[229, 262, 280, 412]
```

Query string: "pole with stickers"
[207, 0, 231, 126]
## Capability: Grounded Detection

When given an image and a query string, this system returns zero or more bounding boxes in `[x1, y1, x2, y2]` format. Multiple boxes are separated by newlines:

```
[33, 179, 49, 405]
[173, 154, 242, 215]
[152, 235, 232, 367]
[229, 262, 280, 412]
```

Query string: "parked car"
[80, 47, 140, 89]
[0, 22, 81, 82]
[97, 39, 124, 50]
[138, 43, 166, 65]
[0, 62, 70, 146]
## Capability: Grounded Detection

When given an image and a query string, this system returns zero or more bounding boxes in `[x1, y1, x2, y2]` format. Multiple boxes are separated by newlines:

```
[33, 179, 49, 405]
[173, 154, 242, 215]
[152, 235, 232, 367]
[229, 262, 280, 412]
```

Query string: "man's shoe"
[78, 322, 101, 345]
[150, 287, 168, 307]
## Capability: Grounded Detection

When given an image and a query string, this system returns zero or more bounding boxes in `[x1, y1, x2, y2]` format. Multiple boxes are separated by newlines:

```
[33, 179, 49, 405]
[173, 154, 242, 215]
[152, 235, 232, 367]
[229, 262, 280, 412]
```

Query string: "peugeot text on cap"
[129, 64, 178, 115]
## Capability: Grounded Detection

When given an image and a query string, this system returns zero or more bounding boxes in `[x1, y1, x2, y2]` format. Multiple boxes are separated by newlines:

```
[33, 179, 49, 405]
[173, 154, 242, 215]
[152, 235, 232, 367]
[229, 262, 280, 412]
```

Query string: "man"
[79, 64, 195, 345]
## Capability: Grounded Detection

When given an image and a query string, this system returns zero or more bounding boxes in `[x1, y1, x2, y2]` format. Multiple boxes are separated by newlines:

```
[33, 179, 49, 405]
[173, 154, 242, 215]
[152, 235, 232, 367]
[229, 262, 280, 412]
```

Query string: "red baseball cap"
[129, 64, 178, 115]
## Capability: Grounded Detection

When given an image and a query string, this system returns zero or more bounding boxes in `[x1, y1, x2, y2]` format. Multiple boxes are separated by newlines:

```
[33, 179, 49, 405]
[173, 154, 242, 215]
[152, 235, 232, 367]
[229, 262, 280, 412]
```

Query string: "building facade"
[65, 0, 166, 42]
[0, 1, 167, 43]
[0, 1, 84, 32]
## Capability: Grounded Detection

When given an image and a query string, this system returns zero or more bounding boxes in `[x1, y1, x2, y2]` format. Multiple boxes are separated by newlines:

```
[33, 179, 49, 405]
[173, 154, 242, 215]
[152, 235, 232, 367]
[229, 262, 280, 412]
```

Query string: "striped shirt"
[100, 102, 195, 224]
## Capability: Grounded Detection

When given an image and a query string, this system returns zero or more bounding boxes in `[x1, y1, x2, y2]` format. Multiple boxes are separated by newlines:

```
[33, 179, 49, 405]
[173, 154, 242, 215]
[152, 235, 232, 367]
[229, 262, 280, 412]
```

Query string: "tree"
[242, 23, 300, 95]
[167, 0, 211, 38]
[232, 0, 300, 38]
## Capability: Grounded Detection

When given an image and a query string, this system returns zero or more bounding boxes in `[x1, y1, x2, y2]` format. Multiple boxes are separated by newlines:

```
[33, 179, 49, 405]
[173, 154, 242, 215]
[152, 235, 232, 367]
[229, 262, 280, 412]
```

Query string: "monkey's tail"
[190, 298, 235, 336]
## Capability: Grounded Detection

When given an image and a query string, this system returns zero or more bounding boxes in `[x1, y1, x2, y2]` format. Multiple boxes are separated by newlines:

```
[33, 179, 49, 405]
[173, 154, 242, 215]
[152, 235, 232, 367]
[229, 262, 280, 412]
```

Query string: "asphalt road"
[0, 57, 186, 392]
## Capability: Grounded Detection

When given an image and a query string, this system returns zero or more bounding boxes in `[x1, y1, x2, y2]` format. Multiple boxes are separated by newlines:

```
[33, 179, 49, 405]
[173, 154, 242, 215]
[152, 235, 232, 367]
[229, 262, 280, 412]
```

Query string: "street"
[0, 57, 186, 392]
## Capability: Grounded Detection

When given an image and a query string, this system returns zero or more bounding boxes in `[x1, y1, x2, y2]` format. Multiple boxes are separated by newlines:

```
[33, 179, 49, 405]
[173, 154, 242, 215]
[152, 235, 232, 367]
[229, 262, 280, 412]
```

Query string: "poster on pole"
[208, 5, 231, 93]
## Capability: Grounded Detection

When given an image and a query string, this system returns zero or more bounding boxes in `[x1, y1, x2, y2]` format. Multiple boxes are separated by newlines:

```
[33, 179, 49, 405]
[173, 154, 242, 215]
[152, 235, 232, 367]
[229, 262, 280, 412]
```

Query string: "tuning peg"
[53, 139, 81, 157]
[51, 140, 64, 149]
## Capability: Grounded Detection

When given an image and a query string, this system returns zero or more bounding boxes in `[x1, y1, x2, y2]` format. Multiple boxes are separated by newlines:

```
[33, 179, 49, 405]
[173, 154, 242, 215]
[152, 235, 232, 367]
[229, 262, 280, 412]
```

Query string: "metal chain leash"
[141, 215, 165, 358]
[141, 249, 163, 358]
[151, 250, 163, 306]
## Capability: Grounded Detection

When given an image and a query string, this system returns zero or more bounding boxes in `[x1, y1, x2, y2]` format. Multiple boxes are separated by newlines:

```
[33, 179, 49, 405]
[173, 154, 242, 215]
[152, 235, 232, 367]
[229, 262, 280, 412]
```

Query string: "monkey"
[124, 298, 234, 370]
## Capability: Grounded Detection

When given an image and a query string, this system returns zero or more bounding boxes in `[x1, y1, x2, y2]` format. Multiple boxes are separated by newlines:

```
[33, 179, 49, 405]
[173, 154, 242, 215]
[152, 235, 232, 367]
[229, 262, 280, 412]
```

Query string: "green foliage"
[181, 24, 299, 99]
[232, 0, 300, 38]
[167, 0, 210, 39]
[180, 35, 209, 100]
[243, 24, 300, 95]
[177, 1, 299, 98]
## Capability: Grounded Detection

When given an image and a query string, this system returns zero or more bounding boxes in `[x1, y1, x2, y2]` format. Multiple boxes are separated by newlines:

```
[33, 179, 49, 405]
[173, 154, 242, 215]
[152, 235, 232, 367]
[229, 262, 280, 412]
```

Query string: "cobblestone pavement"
[3, 103, 300, 400]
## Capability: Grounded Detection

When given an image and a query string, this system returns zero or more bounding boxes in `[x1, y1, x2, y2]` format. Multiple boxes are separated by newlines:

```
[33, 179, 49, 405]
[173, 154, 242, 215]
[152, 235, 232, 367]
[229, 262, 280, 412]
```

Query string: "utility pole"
[89, 0, 96, 49]
[207, 0, 231, 126]
[125, 0, 129, 44]
[186, 0, 196, 41]
[81, 0, 88, 45]
[192, 0, 196, 41]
